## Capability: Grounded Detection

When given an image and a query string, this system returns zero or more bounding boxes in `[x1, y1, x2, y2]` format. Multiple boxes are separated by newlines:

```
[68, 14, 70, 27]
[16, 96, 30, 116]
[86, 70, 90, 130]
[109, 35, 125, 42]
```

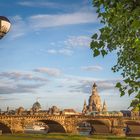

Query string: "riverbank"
[0, 133, 140, 140]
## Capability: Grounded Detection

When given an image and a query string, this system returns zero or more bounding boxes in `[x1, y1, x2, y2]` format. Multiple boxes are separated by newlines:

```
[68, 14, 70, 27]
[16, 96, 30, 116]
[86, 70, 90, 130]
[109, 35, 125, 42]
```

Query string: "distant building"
[48, 106, 60, 115]
[62, 109, 79, 115]
[102, 101, 107, 112]
[32, 101, 41, 112]
[16, 107, 24, 115]
[120, 110, 131, 117]
[82, 83, 107, 114]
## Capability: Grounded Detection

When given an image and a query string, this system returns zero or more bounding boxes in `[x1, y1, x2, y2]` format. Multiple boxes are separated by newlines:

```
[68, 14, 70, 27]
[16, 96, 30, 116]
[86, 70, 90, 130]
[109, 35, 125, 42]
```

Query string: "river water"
[24, 125, 140, 136]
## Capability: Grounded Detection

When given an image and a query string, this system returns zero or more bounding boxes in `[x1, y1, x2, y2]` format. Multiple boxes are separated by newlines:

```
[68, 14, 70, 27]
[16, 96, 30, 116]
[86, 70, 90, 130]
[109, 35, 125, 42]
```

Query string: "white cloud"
[18, 1, 59, 8]
[0, 78, 45, 95]
[76, 78, 122, 93]
[47, 49, 57, 54]
[0, 71, 48, 82]
[47, 48, 73, 56]
[64, 36, 91, 48]
[34, 67, 61, 77]
[28, 11, 98, 29]
[56, 74, 122, 94]
[9, 10, 97, 39]
[81, 65, 103, 71]
[0, 70, 49, 95]
[46, 35, 91, 56]
[9, 16, 29, 39]
[42, 35, 91, 56]
[0, 96, 18, 101]
[58, 49, 73, 55]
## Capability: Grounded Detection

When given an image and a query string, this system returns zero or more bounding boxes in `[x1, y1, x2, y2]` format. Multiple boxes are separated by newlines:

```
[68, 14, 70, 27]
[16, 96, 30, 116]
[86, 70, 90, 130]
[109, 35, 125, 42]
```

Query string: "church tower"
[102, 100, 107, 112]
[82, 99, 87, 114]
[88, 83, 102, 112]
[82, 83, 107, 114]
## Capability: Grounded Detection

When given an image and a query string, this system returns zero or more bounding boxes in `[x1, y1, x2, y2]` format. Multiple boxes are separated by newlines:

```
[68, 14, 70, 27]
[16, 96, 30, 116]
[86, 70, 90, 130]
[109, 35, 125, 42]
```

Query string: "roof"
[63, 109, 76, 113]
[32, 101, 41, 109]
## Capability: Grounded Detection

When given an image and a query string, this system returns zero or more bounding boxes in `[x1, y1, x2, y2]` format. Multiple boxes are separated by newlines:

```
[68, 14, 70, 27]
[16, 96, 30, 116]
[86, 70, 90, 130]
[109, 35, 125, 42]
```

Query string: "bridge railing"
[0, 114, 140, 120]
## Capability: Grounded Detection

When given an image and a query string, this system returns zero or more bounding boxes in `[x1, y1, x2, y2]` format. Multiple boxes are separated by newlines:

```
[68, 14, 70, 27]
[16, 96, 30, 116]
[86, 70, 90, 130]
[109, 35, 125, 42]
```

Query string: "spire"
[84, 99, 86, 105]
[82, 99, 87, 114]
[93, 83, 97, 88]
[102, 100, 107, 112]
[92, 83, 98, 94]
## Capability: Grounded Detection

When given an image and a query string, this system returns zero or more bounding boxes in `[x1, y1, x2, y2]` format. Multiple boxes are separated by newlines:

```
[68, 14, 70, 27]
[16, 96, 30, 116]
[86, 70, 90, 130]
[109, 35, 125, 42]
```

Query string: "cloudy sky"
[0, 0, 133, 111]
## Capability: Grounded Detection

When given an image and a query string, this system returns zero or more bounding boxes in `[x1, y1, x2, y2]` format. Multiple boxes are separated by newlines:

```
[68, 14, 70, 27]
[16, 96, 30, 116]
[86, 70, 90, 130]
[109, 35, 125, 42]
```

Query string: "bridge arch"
[39, 119, 66, 133]
[25, 119, 67, 133]
[124, 120, 140, 136]
[77, 119, 111, 134]
[0, 121, 12, 134]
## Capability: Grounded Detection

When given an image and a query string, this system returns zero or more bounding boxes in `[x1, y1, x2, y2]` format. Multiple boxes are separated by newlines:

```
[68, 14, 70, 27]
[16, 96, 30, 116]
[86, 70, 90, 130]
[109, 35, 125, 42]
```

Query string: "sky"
[0, 0, 133, 111]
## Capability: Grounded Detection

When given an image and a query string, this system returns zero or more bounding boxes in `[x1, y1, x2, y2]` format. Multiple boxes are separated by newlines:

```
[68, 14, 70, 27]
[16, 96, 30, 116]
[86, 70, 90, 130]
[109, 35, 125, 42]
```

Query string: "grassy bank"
[0, 133, 140, 140]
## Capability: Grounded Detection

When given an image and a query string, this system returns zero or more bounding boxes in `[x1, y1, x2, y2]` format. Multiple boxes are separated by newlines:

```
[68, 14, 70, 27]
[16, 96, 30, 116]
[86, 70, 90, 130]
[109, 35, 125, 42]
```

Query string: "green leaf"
[91, 0, 140, 104]
[128, 89, 134, 95]
[124, 78, 130, 83]
[120, 91, 125, 97]
[93, 49, 100, 57]
[115, 82, 121, 88]
[92, 33, 98, 39]
[135, 93, 140, 99]
[90, 41, 99, 49]
[101, 49, 107, 57]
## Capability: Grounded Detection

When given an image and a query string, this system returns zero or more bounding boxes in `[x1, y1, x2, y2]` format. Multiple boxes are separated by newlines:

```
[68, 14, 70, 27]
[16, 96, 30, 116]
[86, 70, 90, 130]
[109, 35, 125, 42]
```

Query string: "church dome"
[18, 107, 24, 111]
[17, 107, 24, 115]
[32, 101, 41, 110]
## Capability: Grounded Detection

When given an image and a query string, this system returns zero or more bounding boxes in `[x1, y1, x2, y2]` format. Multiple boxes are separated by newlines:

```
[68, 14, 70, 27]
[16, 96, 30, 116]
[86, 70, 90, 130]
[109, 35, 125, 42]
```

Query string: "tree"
[129, 93, 140, 116]
[90, 0, 140, 106]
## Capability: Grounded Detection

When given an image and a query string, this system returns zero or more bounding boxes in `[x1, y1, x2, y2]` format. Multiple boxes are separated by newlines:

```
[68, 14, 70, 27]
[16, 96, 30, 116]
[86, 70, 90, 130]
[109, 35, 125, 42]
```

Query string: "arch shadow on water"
[25, 120, 66, 134]
[0, 122, 12, 134]
[77, 119, 111, 135]
[40, 120, 66, 133]
[124, 121, 140, 136]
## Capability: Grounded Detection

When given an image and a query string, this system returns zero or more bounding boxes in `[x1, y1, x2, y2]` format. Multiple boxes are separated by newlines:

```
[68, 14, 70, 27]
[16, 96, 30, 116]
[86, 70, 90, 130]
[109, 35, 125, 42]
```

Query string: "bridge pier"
[111, 126, 125, 136]
[64, 119, 78, 134]
[10, 119, 24, 134]
[110, 118, 126, 136]
[65, 125, 78, 134]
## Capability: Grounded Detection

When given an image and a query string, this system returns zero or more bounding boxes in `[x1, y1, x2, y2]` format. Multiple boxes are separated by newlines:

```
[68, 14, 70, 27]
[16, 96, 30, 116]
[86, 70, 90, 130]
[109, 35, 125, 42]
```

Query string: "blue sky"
[0, 0, 133, 111]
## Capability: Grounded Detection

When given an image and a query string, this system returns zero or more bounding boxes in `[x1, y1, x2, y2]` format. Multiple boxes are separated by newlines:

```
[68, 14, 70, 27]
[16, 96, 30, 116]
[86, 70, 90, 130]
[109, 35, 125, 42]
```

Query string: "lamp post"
[0, 16, 11, 39]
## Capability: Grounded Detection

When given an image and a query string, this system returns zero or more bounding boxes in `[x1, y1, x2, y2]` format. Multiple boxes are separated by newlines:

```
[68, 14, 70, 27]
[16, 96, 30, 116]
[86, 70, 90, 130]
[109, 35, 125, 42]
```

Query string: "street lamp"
[0, 16, 11, 39]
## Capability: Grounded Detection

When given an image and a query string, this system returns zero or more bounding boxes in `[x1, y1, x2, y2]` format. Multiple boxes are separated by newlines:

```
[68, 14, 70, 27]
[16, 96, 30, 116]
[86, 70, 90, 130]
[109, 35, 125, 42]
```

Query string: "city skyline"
[0, 0, 133, 111]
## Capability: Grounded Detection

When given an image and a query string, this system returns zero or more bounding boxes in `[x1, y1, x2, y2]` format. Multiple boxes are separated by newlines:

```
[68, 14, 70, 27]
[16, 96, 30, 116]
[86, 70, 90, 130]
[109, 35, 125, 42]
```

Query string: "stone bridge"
[0, 115, 140, 136]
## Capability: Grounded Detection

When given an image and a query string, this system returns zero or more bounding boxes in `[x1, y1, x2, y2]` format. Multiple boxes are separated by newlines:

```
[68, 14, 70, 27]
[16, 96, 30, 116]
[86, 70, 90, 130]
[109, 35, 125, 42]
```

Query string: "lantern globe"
[0, 16, 11, 39]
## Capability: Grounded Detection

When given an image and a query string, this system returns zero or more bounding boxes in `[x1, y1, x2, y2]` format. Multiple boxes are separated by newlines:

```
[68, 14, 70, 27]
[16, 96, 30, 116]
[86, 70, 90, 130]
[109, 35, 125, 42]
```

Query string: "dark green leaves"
[115, 82, 121, 88]
[93, 49, 100, 57]
[101, 49, 107, 57]
[90, 41, 99, 49]
[92, 33, 98, 39]
[91, 0, 140, 105]
[128, 89, 134, 95]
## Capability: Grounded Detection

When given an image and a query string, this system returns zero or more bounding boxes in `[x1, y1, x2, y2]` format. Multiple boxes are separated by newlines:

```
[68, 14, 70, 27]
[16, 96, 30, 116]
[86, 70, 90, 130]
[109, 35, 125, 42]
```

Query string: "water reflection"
[24, 121, 49, 134]
[77, 121, 91, 135]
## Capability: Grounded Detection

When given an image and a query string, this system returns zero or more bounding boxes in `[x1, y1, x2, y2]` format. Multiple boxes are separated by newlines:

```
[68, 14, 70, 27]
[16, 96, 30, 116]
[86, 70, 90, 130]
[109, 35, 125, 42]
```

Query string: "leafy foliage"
[90, 0, 140, 105]
[129, 93, 140, 111]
